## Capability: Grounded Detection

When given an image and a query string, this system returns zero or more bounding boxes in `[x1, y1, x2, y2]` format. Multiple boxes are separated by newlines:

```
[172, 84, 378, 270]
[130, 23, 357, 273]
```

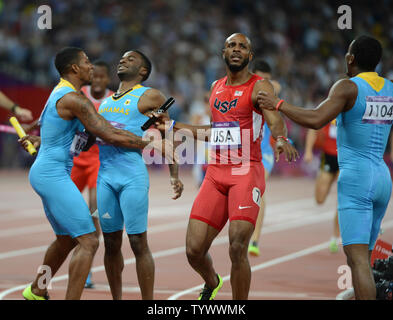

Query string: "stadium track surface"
[0, 168, 392, 300]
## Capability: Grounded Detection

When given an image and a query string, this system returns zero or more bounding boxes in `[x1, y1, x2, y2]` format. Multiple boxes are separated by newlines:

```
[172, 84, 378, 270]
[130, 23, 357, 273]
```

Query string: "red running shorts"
[190, 162, 265, 231]
[71, 161, 100, 191]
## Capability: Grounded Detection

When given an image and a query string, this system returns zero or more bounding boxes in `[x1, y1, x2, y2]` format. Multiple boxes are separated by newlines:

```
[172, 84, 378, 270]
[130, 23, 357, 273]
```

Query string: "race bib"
[210, 121, 241, 148]
[70, 131, 88, 156]
[362, 96, 393, 124]
[96, 121, 126, 145]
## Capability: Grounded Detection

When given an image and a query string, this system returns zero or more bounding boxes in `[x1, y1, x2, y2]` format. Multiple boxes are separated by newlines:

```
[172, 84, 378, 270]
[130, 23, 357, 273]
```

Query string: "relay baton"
[141, 97, 175, 131]
[9, 117, 37, 156]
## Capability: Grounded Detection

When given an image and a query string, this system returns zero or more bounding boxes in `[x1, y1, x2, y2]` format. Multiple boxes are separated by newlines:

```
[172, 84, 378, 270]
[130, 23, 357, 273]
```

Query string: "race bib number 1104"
[362, 96, 393, 124]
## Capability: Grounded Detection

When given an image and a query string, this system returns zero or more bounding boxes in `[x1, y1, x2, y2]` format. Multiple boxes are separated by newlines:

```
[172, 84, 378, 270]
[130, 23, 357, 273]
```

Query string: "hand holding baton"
[141, 97, 175, 131]
[9, 116, 37, 156]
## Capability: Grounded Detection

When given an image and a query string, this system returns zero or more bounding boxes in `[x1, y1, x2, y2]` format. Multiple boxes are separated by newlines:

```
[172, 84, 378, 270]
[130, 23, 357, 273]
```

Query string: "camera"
[376, 280, 393, 300]
[373, 256, 393, 282]
[373, 256, 393, 300]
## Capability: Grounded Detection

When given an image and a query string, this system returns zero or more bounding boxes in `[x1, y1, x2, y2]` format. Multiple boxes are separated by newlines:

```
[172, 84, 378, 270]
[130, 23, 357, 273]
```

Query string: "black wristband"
[11, 104, 19, 113]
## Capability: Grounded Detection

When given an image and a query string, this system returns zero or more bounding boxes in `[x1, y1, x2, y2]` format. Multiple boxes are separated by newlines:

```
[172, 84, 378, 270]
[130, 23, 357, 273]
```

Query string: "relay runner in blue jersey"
[258, 36, 393, 300]
[19, 47, 174, 300]
[97, 50, 183, 300]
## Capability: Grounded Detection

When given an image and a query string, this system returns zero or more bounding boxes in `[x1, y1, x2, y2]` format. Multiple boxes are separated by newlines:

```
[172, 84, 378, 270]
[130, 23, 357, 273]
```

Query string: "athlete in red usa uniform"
[200, 74, 266, 230]
[153, 33, 298, 300]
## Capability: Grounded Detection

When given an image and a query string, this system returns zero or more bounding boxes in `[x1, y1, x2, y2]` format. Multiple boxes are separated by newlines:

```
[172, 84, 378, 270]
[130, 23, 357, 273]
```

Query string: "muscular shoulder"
[56, 91, 93, 119]
[138, 88, 166, 112]
[327, 79, 358, 112]
[329, 79, 358, 99]
[59, 91, 89, 106]
[57, 92, 91, 110]
[210, 80, 218, 91]
[252, 79, 275, 105]
[254, 79, 274, 92]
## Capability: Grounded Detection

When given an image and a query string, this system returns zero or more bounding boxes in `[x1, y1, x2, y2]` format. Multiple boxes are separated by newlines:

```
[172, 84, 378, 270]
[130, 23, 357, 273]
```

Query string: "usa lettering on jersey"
[213, 98, 238, 114]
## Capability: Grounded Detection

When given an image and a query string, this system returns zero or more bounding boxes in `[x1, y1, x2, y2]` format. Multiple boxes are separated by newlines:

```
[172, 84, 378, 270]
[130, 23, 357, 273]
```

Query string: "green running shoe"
[329, 239, 339, 253]
[198, 274, 223, 300]
[248, 242, 260, 256]
[22, 285, 49, 300]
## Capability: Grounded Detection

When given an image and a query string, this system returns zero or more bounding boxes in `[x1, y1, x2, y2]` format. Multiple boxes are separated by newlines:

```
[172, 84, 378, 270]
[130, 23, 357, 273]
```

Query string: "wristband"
[11, 104, 19, 113]
[275, 99, 284, 111]
[168, 120, 176, 132]
[276, 135, 290, 143]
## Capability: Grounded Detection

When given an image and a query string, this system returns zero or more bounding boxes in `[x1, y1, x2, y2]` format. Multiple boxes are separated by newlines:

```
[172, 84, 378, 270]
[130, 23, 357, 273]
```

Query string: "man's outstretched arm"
[255, 79, 299, 162]
[64, 92, 149, 149]
[257, 79, 357, 130]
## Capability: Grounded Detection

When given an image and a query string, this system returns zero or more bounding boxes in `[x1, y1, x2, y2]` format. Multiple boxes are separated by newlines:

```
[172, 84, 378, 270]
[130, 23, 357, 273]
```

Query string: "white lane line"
[2, 217, 392, 300]
[0, 221, 186, 239]
[0, 196, 327, 238]
[336, 288, 354, 300]
[0, 197, 318, 223]
[168, 219, 393, 300]
[0, 210, 336, 300]
[0, 246, 49, 260]
[0, 209, 334, 260]
[0, 224, 51, 238]
[50, 284, 331, 299]
[33, 284, 180, 295]
[0, 282, 325, 298]
[149, 197, 319, 218]
[0, 209, 44, 222]
[167, 241, 331, 300]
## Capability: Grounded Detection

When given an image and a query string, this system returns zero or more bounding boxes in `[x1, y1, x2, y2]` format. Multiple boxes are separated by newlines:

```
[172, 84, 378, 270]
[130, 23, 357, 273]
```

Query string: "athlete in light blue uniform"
[257, 36, 391, 299]
[30, 78, 96, 239]
[96, 50, 183, 300]
[337, 73, 392, 250]
[97, 85, 150, 235]
[20, 47, 163, 300]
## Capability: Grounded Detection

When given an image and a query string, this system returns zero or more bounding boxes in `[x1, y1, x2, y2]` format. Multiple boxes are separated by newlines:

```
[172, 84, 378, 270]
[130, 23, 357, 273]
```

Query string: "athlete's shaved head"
[225, 33, 252, 52]
[223, 33, 253, 72]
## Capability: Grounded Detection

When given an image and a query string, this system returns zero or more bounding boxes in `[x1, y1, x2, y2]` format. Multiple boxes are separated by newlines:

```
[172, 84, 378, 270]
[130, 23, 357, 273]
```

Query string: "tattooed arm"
[18, 92, 176, 163]
[57, 92, 149, 149]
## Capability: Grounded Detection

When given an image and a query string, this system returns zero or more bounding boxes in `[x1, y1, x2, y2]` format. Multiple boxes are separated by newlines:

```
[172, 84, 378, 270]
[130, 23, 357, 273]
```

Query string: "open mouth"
[230, 55, 242, 63]
[91, 84, 103, 92]
[117, 65, 126, 72]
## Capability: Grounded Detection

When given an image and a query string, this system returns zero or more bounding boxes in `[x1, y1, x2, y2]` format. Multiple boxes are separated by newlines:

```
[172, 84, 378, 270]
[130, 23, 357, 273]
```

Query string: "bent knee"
[79, 234, 99, 253]
[343, 245, 371, 268]
[229, 240, 248, 262]
[186, 243, 206, 262]
[129, 233, 149, 256]
[104, 233, 122, 255]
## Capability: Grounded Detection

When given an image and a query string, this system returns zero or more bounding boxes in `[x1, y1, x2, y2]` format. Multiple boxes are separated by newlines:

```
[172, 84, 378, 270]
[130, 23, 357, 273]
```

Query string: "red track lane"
[0, 169, 392, 300]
